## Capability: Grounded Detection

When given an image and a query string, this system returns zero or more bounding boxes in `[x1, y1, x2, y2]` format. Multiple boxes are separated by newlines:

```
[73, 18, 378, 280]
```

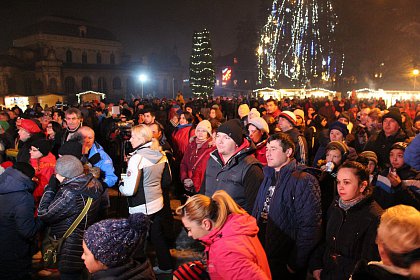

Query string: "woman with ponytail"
[351, 204, 420, 280]
[176, 190, 271, 280]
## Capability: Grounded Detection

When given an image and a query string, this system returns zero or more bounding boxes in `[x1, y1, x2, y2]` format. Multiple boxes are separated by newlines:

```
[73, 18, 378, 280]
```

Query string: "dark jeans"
[133, 208, 173, 270]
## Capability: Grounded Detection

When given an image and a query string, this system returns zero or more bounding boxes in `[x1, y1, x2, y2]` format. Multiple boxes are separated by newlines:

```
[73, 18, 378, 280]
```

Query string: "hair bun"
[128, 213, 150, 233]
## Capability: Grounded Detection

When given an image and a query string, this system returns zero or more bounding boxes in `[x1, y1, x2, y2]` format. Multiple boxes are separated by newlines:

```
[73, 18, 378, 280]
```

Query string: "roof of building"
[14, 16, 118, 41]
[0, 54, 27, 68]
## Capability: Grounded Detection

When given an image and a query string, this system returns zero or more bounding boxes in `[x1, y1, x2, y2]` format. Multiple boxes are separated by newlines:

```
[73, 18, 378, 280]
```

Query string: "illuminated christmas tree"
[189, 29, 215, 97]
[257, 0, 344, 88]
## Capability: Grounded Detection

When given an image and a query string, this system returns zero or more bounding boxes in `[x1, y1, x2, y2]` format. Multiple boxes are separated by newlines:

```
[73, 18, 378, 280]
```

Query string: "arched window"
[81, 77, 92, 91]
[82, 51, 87, 64]
[64, 76, 76, 95]
[113, 77, 121, 89]
[66, 50, 72, 63]
[97, 52, 102, 64]
[110, 53, 115, 65]
[98, 77, 107, 92]
[49, 78, 58, 92]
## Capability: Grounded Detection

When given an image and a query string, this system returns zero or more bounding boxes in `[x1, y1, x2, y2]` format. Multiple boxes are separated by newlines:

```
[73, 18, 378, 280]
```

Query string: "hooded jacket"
[92, 259, 155, 280]
[203, 138, 264, 213]
[0, 167, 42, 279]
[38, 173, 103, 274]
[200, 214, 271, 280]
[120, 141, 170, 215]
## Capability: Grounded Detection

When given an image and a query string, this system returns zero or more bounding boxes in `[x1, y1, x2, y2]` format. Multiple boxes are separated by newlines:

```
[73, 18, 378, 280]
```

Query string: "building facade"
[0, 16, 186, 104]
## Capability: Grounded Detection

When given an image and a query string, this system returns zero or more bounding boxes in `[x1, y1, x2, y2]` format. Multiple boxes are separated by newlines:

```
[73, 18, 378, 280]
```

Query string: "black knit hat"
[329, 121, 349, 137]
[382, 110, 402, 128]
[13, 162, 35, 179]
[31, 139, 52, 157]
[83, 213, 150, 267]
[58, 140, 83, 159]
[217, 119, 244, 146]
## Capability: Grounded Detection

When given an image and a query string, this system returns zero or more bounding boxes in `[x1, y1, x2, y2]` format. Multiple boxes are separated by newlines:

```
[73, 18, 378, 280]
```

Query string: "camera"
[116, 120, 134, 139]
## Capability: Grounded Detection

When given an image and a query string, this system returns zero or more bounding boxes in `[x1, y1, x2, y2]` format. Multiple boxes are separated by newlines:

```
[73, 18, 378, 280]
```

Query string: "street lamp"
[413, 69, 419, 90]
[138, 74, 147, 98]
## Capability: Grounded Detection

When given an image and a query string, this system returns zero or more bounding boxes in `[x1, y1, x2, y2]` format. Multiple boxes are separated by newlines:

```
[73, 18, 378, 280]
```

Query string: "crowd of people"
[0, 93, 419, 280]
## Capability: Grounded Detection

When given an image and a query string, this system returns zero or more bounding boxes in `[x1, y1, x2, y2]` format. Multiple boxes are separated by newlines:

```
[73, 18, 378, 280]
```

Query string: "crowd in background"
[0, 92, 419, 280]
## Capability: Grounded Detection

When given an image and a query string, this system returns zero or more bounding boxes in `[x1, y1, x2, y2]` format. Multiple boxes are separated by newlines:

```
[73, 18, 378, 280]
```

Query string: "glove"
[45, 174, 60, 193]
[183, 179, 194, 192]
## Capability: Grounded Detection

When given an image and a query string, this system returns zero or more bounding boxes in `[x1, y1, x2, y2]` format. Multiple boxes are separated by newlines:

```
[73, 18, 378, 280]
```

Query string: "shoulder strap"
[62, 197, 93, 239]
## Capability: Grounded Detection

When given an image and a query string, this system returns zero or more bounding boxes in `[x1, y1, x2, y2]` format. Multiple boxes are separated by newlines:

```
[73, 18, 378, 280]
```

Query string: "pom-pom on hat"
[329, 121, 349, 137]
[83, 213, 150, 268]
[248, 117, 269, 134]
[238, 104, 250, 118]
[20, 119, 41, 134]
[55, 155, 84, 178]
[195, 120, 212, 136]
[248, 108, 261, 119]
[31, 139, 52, 157]
[278, 111, 297, 126]
[217, 119, 244, 146]
[13, 162, 35, 179]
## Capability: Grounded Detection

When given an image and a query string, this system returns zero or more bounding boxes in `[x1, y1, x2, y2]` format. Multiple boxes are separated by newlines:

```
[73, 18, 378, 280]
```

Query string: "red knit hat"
[20, 119, 41, 134]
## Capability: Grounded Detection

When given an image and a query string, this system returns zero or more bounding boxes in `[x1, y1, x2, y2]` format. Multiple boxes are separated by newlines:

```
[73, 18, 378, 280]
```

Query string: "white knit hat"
[248, 117, 269, 134]
[195, 120, 212, 136]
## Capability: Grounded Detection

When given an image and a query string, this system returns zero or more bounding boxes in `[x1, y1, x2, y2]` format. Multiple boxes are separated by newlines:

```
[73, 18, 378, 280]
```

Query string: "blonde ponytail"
[176, 190, 246, 229]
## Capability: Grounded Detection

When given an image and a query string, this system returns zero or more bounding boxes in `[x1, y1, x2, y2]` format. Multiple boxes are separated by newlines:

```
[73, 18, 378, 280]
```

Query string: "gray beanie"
[55, 155, 84, 178]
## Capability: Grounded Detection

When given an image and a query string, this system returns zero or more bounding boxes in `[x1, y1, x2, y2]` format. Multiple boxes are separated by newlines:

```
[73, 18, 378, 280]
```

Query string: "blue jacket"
[404, 133, 420, 170]
[0, 168, 42, 279]
[252, 159, 322, 273]
[88, 142, 118, 188]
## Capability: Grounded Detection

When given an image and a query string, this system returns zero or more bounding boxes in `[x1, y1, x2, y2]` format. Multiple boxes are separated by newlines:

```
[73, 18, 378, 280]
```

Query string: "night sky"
[0, 0, 260, 64]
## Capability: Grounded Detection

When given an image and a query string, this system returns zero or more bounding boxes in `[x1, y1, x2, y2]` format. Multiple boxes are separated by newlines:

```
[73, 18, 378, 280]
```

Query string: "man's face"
[266, 140, 291, 171]
[338, 117, 349, 125]
[330, 129, 344, 142]
[326, 149, 343, 166]
[144, 112, 154, 124]
[277, 117, 292, 132]
[215, 132, 237, 156]
[150, 124, 162, 140]
[65, 113, 82, 130]
[52, 112, 61, 122]
[81, 130, 95, 150]
[266, 101, 277, 114]
[383, 118, 399, 137]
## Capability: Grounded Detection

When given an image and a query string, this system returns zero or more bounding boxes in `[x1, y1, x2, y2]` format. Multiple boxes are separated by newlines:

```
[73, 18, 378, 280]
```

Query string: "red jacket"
[172, 125, 195, 161]
[200, 214, 271, 280]
[30, 152, 56, 211]
[180, 137, 215, 192]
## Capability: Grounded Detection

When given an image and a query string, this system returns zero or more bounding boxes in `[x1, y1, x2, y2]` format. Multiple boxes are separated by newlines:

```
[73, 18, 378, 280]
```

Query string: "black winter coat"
[92, 259, 156, 280]
[309, 196, 383, 280]
[38, 173, 103, 274]
[0, 168, 42, 280]
[364, 129, 408, 170]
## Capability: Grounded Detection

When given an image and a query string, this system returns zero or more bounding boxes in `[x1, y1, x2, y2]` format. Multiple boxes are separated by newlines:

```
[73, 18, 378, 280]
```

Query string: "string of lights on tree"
[257, 0, 344, 88]
[189, 29, 215, 97]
